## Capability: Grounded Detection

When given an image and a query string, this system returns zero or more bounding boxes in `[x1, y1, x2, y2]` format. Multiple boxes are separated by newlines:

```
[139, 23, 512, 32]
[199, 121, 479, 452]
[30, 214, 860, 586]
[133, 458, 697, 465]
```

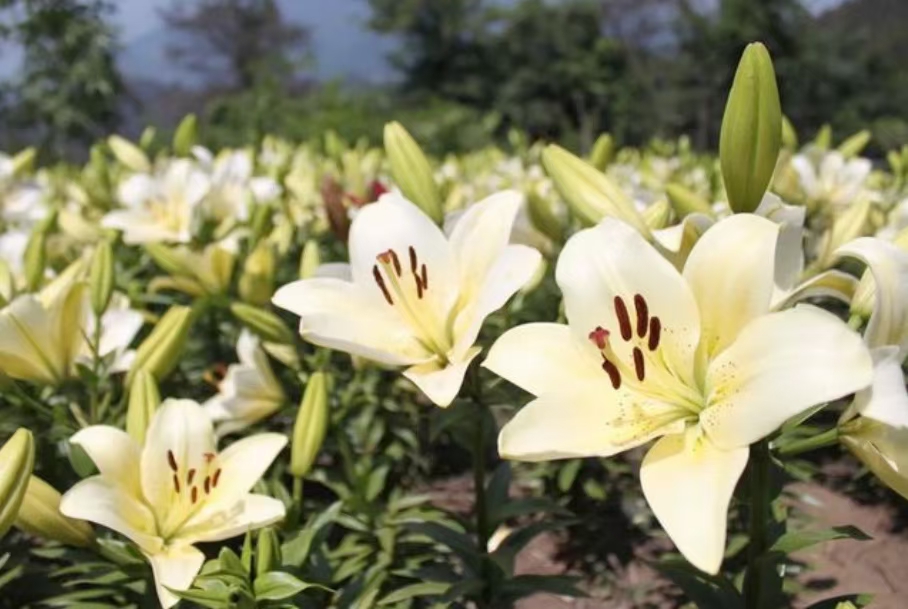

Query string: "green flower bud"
[525, 191, 562, 243]
[239, 243, 275, 306]
[781, 115, 798, 150]
[642, 199, 672, 230]
[173, 114, 197, 157]
[15, 476, 94, 547]
[145, 243, 186, 276]
[665, 183, 713, 218]
[24, 230, 46, 293]
[89, 241, 115, 316]
[127, 305, 194, 384]
[290, 372, 329, 478]
[837, 129, 872, 159]
[108, 135, 151, 173]
[11, 148, 36, 176]
[815, 124, 832, 149]
[255, 527, 281, 579]
[850, 270, 874, 321]
[230, 302, 295, 346]
[139, 127, 156, 150]
[0, 259, 14, 305]
[541, 144, 649, 235]
[384, 121, 443, 224]
[0, 429, 35, 538]
[298, 240, 321, 280]
[126, 369, 161, 446]
[588, 133, 614, 171]
[719, 42, 782, 214]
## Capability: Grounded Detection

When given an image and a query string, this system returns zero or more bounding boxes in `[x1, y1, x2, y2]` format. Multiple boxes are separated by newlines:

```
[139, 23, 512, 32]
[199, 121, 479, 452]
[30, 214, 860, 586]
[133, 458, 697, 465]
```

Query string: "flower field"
[0, 43, 907, 609]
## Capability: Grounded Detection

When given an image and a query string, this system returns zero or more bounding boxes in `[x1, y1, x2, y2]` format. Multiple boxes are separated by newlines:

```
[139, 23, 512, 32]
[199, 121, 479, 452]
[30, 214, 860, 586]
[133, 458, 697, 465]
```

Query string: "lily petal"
[70, 426, 142, 497]
[703, 305, 873, 449]
[272, 278, 427, 365]
[179, 494, 285, 544]
[403, 346, 481, 407]
[147, 544, 206, 609]
[483, 323, 602, 397]
[841, 420, 908, 500]
[640, 428, 748, 574]
[60, 476, 162, 553]
[852, 346, 908, 429]
[498, 389, 687, 462]
[557, 218, 700, 385]
[683, 214, 779, 358]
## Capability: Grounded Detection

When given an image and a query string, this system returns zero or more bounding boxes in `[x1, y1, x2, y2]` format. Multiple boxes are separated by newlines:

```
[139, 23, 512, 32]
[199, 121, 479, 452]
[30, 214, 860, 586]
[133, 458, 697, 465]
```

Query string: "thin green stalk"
[775, 427, 839, 458]
[292, 476, 304, 505]
[466, 365, 492, 608]
[744, 440, 771, 609]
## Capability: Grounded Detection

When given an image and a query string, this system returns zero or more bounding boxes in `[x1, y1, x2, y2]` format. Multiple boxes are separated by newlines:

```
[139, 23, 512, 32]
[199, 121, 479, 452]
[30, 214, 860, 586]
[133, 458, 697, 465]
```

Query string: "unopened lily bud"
[642, 199, 672, 230]
[198, 245, 236, 295]
[126, 369, 160, 445]
[145, 243, 186, 276]
[719, 42, 782, 214]
[108, 135, 150, 173]
[850, 271, 874, 321]
[290, 372, 329, 478]
[127, 305, 194, 384]
[255, 527, 281, 579]
[15, 476, 94, 547]
[230, 302, 295, 345]
[526, 191, 562, 243]
[89, 241, 115, 316]
[11, 148, 36, 176]
[815, 124, 833, 150]
[541, 144, 649, 235]
[837, 130, 872, 159]
[139, 127, 156, 150]
[172, 114, 197, 156]
[249, 203, 273, 246]
[0, 259, 14, 305]
[239, 243, 275, 306]
[384, 121, 443, 223]
[0, 429, 35, 537]
[588, 133, 614, 171]
[298, 240, 321, 279]
[665, 183, 713, 218]
[781, 115, 798, 150]
[24, 230, 46, 292]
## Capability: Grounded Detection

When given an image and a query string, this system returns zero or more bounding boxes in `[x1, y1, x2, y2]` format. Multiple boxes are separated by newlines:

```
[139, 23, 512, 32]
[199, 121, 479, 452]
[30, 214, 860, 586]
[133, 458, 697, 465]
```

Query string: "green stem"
[292, 476, 303, 505]
[775, 427, 839, 458]
[744, 440, 771, 609]
[467, 366, 492, 608]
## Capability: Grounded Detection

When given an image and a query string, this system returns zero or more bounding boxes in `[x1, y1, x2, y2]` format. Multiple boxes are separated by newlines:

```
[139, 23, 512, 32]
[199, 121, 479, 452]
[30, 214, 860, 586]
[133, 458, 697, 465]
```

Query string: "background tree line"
[0, 0, 905, 160]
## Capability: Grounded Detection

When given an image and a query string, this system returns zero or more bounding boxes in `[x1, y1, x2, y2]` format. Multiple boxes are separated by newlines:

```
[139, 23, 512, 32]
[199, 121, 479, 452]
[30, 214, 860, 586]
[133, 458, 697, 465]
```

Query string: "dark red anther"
[191, 487, 198, 504]
[167, 450, 178, 472]
[634, 294, 649, 338]
[601, 358, 622, 389]
[633, 347, 645, 381]
[648, 317, 662, 351]
[187, 469, 196, 485]
[388, 249, 402, 276]
[373, 265, 394, 305]
[204, 477, 211, 494]
[420, 264, 428, 290]
[588, 326, 609, 350]
[408, 246, 418, 274]
[212, 469, 222, 488]
[172, 474, 180, 493]
[614, 296, 632, 341]
[204, 452, 216, 463]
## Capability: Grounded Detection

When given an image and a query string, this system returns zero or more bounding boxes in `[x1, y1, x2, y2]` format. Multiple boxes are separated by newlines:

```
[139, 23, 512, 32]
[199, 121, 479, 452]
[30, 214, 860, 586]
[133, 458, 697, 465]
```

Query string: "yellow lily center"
[158, 448, 223, 540]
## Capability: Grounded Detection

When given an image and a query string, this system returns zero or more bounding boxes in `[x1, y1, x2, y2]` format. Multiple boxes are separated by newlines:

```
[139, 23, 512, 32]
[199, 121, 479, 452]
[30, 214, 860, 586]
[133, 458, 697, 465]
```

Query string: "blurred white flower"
[791, 150, 871, 211]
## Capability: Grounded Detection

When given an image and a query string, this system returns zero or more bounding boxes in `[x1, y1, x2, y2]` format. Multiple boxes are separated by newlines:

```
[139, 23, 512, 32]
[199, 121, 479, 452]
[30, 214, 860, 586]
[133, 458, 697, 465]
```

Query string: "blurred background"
[0, 0, 904, 161]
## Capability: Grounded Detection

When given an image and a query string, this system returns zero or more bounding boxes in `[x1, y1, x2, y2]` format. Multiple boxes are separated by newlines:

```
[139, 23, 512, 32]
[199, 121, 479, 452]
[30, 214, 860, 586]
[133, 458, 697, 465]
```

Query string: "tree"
[0, 0, 125, 159]
[161, 0, 311, 92]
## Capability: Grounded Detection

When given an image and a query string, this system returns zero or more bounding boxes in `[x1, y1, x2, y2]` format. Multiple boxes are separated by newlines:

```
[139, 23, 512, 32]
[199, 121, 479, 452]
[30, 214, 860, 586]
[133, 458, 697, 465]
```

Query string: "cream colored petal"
[771, 270, 857, 311]
[272, 278, 427, 365]
[348, 193, 459, 315]
[498, 388, 688, 462]
[640, 428, 748, 574]
[837, 237, 908, 353]
[703, 306, 873, 450]
[147, 544, 206, 609]
[140, 399, 217, 523]
[683, 214, 779, 358]
[483, 323, 603, 397]
[178, 494, 285, 545]
[452, 244, 541, 356]
[852, 346, 908, 429]
[790, 155, 818, 198]
[557, 218, 700, 386]
[183, 433, 286, 528]
[841, 420, 908, 500]
[59, 476, 162, 554]
[70, 426, 142, 497]
[0, 295, 58, 382]
[403, 347, 482, 408]
[98, 308, 144, 357]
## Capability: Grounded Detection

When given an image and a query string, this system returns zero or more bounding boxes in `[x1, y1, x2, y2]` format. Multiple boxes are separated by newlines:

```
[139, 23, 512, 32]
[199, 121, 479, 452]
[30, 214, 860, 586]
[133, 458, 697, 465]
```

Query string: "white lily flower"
[790, 150, 871, 211]
[486, 214, 872, 574]
[273, 190, 541, 407]
[194, 148, 281, 223]
[103, 160, 210, 244]
[835, 238, 908, 498]
[80, 293, 145, 373]
[205, 330, 286, 437]
[60, 399, 286, 608]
